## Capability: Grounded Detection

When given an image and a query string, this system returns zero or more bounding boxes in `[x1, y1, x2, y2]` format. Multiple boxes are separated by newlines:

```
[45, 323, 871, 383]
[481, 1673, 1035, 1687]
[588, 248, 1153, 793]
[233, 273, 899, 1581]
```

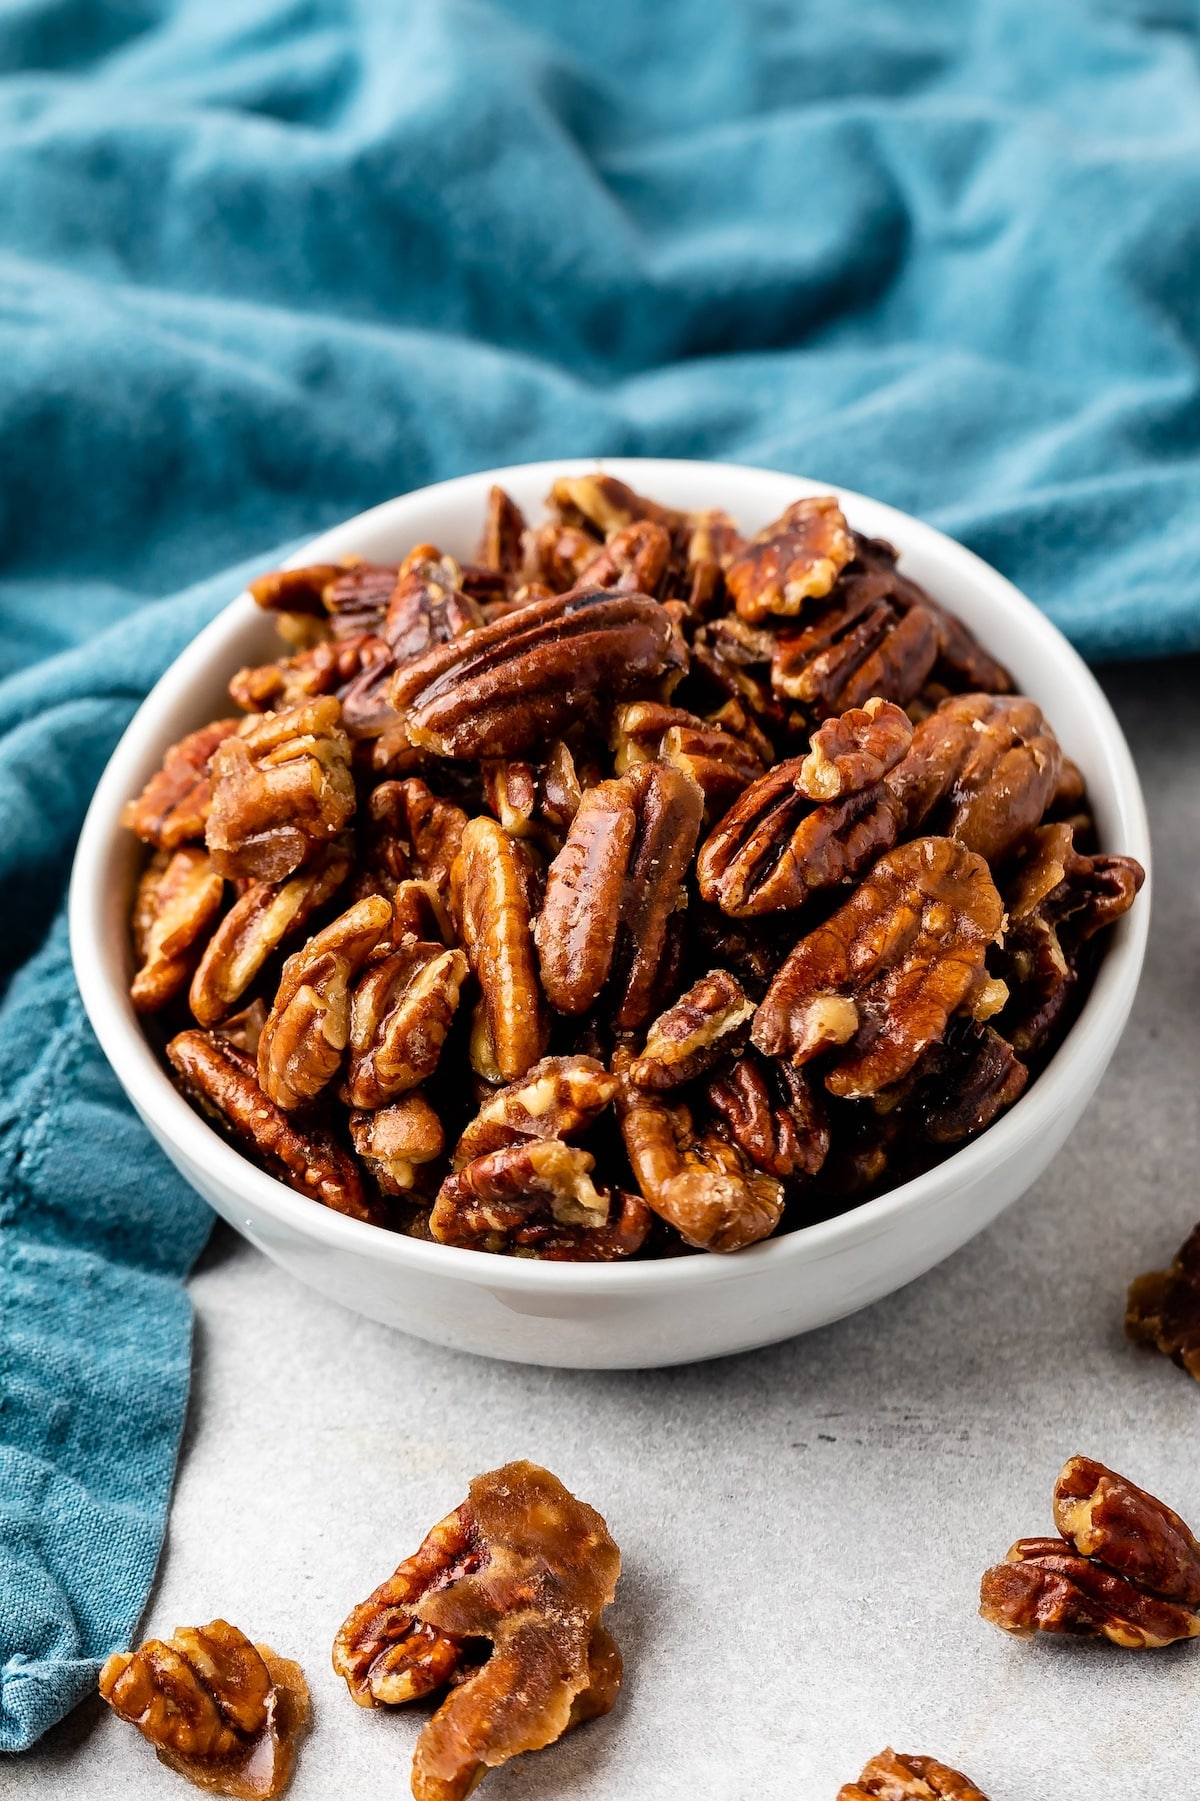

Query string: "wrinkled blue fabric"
[2, 0, 1199, 1756]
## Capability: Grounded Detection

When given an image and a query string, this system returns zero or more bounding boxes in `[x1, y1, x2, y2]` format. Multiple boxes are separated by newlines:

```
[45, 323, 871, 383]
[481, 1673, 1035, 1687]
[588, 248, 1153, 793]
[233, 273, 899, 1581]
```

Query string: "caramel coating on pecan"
[452, 1056, 617, 1166]
[99, 1619, 309, 1800]
[628, 970, 755, 1090]
[257, 896, 393, 1111]
[797, 697, 913, 801]
[770, 548, 941, 717]
[1127, 1222, 1200, 1382]
[168, 1030, 376, 1221]
[229, 634, 388, 717]
[373, 778, 469, 898]
[980, 1538, 1200, 1649]
[121, 719, 242, 851]
[350, 1093, 445, 1195]
[548, 472, 684, 536]
[477, 485, 527, 579]
[431, 1140, 610, 1253]
[726, 495, 853, 623]
[578, 518, 671, 594]
[613, 699, 766, 823]
[391, 587, 677, 760]
[753, 837, 1004, 1097]
[452, 817, 547, 1083]
[345, 940, 467, 1109]
[616, 1076, 784, 1252]
[131, 848, 226, 1012]
[705, 1053, 830, 1179]
[189, 848, 349, 1027]
[206, 697, 355, 882]
[900, 1018, 1027, 1145]
[1053, 1455, 1200, 1606]
[838, 1747, 991, 1801]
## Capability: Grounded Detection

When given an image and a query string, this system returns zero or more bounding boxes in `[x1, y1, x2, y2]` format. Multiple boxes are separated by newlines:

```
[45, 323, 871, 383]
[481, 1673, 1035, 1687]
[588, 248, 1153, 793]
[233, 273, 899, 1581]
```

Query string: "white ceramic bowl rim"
[69, 458, 1151, 1298]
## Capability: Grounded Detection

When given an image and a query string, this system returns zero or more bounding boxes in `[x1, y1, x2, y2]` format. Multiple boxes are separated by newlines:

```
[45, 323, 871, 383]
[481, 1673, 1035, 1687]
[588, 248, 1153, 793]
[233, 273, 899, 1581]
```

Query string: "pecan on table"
[257, 895, 393, 1111]
[979, 1455, 1200, 1648]
[167, 1030, 377, 1222]
[753, 836, 1005, 1098]
[725, 496, 854, 623]
[452, 1056, 617, 1166]
[626, 970, 755, 1091]
[1127, 1222, 1200, 1382]
[350, 1093, 445, 1196]
[333, 1461, 621, 1801]
[99, 1618, 309, 1800]
[205, 697, 356, 882]
[122, 718, 242, 851]
[837, 1747, 991, 1801]
[431, 1139, 649, 1259]
[535, 761, 703, 1030]
[346, 939, 468, 1109]
[452, 816, 547, 1083]
[705, 1052, 830, 1180]
[189, 846, 350, 1027]
[131, 848, 225, 1012]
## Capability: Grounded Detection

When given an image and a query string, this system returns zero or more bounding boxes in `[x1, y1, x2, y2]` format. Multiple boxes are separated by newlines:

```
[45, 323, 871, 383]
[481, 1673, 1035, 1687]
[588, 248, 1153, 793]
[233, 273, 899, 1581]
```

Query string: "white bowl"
[69, 459, 1151, 1369]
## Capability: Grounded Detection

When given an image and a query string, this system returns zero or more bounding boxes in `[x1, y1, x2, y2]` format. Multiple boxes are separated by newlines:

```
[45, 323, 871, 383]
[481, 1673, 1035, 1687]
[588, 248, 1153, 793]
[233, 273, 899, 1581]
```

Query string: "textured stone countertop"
[3, 657, 1197, 1801]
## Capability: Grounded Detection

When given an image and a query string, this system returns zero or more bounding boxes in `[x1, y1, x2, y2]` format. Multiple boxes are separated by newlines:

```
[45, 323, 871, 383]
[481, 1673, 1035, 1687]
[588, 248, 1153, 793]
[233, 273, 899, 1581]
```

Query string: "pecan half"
[257, 896, 393, 1110]
[477, 485, 527, 580]
[615, 1076, 784, 1251]
[896, 1017, 1028, 1145]
[725, 496, 854, 623]
[452, 1056, 617, 1166]
[613, 699, 766, 823]
[705, 1053, 829, 1179]
[206, 697, 355, 882]
[370, 778, 469, 898]
[168, 1030, 375, 1219]
[229, 633, 388, 717]
[431, 1140, 609, 1253]
[189, 847, 349, 1027]
[1053, 1455, 1200, 1606]
[547, 472, 684, 536]
[797, 696, 913, 800]
[390, 588, 678, 760]
[345, 940, 468, 1108]
[752, 837, 1005, 1097]
[334, 1462, 621, 1801]
[381, 556, 483, 668]
[1127, 1222, 1200, 1382]
[350, 1094, 445, 1195]
[249, 559, 402, 642]
[99, 1618, 309, 1800]
[131, 848, 225, 1012]
[452, 817, 547, 1083]
[121, 719, 242, 851]
[627, 970, 755, 1090]
[578, 518, 671, 594]
[535, 761, 703, 1029]
[838, 1747, 991, 1801]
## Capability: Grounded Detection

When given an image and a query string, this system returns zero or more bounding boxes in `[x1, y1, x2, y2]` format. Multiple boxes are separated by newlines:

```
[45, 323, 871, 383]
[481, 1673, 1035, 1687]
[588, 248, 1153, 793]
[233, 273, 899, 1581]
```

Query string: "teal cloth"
[3, 0, 1200, 1754]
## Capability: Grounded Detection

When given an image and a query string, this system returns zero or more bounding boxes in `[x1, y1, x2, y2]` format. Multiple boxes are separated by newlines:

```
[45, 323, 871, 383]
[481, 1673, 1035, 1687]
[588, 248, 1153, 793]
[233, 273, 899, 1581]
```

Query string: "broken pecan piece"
[1127, 1222, 1200, 1382]
[627, 970, 755, 1090]
[726, 495, 854, 623]
[797, 696, 913, 800]
[206, 697, 356, 882]
[189, 847, 349, 1027]
[452, 817, 547, 1083]
[121, 719, 242, 851]
[752, 837, 1005, 1097]
[452, 1056, 617, 1166]
[578, 518, 671, 594]
[99, 1618, 309, 1800]
[257, 895, 392, 1111]
[131, 848, 225, 1012]
[431, 1140, 613, 1255]
[229, 633, 388, 717]
[335, 1462, 621, 1801]
[350, 1093, 445, 1196]
[168, 1029, 376, 1221]
[837, 1747, 990, 1801]
[345, 939, 468, 1109]
[613, 699, 766, 823]
[705, 1052, 829, 1179]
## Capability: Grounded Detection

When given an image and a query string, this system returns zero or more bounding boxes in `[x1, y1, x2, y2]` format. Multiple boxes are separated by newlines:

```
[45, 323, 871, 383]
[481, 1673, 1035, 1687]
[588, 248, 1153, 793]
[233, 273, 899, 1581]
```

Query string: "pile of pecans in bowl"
[121, 474, 1144, 1259]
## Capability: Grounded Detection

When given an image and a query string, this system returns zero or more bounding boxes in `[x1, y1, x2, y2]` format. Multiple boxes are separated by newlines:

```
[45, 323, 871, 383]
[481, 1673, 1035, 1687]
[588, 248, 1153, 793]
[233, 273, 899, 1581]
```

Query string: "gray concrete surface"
[3, 657, 1197, 1801]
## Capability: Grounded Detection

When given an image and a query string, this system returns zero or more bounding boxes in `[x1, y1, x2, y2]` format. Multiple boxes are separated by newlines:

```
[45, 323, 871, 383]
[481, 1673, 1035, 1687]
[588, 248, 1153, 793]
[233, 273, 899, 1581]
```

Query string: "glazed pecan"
[229, 633, 388, 717]
[613, 699, 766, 822]
[535, 761, 703, 1029]
[453, 817, 547, 1083]
[691, 618, 790, 736]
[370, 778, 468, 898]
[898, 1018, 1028, 1145]
[131, 848, 225, 1012]
[770, 548, 941, 720]
[168, 1030, 376, 1220]
[99, 1618, 309, 1800]
[578, 518, 671, 594]
[797, 697, 913, 801]
[381, 555, 483, 668]
[452, 1056, 617, 1166]
[547, 472, 684, 536]
[121, 719, 242, 851]
[257, 896, 393, 1110]
[249, 558, 402, 642]
[837, 1747, 990, 1801]
[206, 697, 355, 882]
[189, 847, 349, 1027]
[705, 1053, 829, 1179]
[726, 496, 854, 623]
[1053, 1455, 1200, 1605]
[615, 1075, 785, 1251]
[752, 837, 1005, 1097]
[627, 970, 755, 1090]
[345, 939, 468, 1108]
[477, 485, 527, 580]
[350, 1094, 445, 1195]
[432, 1140, 649, 1259]
[334, 1462, 621, 1801]
[1127, 1222, 1200, 1382]
[390, 588, 678, 760]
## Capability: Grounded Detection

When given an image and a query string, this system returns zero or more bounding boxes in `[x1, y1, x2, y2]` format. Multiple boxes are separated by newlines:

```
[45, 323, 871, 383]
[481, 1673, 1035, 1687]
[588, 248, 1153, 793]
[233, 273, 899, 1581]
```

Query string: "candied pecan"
[452, 817, 547, 1083]
[189, 847, 349, 1027]
[615, 1075, 784, 1251]
[772, 594, 939, 721]
[248, 562, 348, 617]
[121, 719, 242, 851]
[390, 588, 678, 760]
[99, 1618, 309, 1800]
[837, 1747, 990, 1801]
[350, 1094, 445, 1195]
[372, 778, 469, 896]
[334, 1462, 621, 1800]
[1127, 1223, 1200, 1382]
[705, 1052, 829, 1179]
[535, 761, 703, 1030]
[229, 633, 387, 716]
[899, 1017, 1028, 1144]
[477, 485, 527, 579]
[382, 557, 483, 668]
[1053, 1455, 1200, 1605]
[215, 999, 267, 1056]
[481, 757, 539, 838]
[578, 518, 671, 594]
[167, 1030, 375, 1220]
[521, 523, 603, 593]
[627, 970, 755, 1090]
[980, 1538, 1200, 1649]
[388, 877, 454, 945]
[205, 697, 355, 882]
[248, 559, 402, 641]
[432, 1140, 648, 1259]
[752, 837, 1005, 1097]
[345, 939, 468, 1108]
[548, 472, 684, 536]
[726, 495, 854, 623]
[452, 1056, 617, 1166]
[797, 696, 913, 801]
[131, 848, 225, 1012]
[613, 699, 766, 822]
[257, 896, 393, 1110]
